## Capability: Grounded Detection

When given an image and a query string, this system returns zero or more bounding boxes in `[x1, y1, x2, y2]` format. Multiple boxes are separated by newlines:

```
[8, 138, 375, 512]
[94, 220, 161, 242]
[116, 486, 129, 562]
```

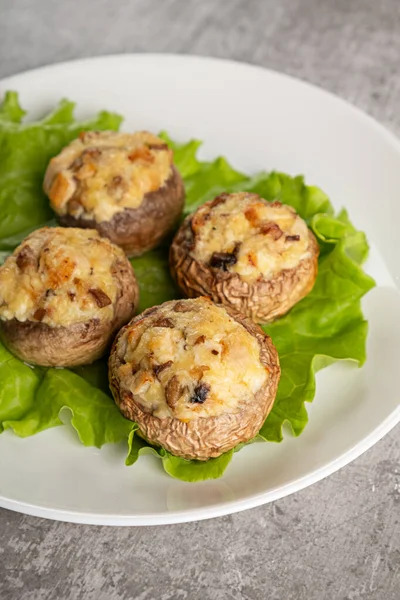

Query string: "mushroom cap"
[43, 131, 185, 257]
[170, 193, 319, 323]
[0, 227, 139, 367]
[108, 297, 280, 460]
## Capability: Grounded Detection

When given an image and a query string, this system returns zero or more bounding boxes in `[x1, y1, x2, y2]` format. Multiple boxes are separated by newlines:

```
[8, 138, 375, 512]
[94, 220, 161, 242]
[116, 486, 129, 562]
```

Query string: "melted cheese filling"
[116, 298, 268, 421]
[191, 193, 312, 282]
[0, 228, 122, 327]
[44, 131, 173, 223]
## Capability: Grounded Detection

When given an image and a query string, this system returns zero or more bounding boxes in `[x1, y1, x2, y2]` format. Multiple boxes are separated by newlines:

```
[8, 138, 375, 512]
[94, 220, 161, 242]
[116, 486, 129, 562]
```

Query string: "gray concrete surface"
[0, 1, 399, 598]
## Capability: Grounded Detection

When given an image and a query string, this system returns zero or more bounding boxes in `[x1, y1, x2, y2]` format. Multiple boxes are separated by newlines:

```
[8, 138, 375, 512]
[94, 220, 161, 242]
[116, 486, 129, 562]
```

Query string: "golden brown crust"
[0, 252, 139, 367]
[108, 299, 280, 460]
[169, 200, 319, 323]
[59, 167, 185, 257]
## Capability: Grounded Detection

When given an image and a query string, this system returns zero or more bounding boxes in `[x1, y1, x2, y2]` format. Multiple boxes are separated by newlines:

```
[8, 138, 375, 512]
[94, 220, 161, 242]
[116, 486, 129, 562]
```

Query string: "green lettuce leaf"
[126, 428, 234, 482]
[159, 131, 202, 178]
[130, 247, 180, 313]
[0, 95, 375, 482]
[0, 92, 122, 245]
[0, 342, 42, 430]
[0, 91, 26, 124]
[260, 211, 374, 441]
[2, 367, 134, 447]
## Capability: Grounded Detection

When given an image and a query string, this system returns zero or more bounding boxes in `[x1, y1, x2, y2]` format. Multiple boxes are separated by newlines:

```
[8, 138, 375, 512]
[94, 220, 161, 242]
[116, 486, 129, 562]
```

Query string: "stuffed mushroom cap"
[170, 192, 319, 323]
[109, 297, 280, 460]
[0, 227, 139, 367]
[43, 131, 185, 257]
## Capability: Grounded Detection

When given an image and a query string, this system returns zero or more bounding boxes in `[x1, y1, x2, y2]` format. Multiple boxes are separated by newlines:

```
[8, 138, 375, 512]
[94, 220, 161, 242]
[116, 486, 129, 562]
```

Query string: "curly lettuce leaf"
[0, 102, 375, 482]
[130, 247, 180, 313]
[0, 92, 122, 245]
[159, 131, 249, 213]
[0, 342, 42, 430]
[1, 366, 134, 447]
[159, 131, 202, 179]
[260, 211, 374, 441]
[0, 90, 26, 124]
[126, 428, 234, 482]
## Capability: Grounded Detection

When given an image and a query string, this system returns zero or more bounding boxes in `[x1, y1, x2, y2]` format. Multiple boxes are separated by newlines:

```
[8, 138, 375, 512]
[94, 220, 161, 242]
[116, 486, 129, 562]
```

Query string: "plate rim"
[1, 405, 399, 526]
[0, 53, 399, 526]
[3, 52, 400, 155]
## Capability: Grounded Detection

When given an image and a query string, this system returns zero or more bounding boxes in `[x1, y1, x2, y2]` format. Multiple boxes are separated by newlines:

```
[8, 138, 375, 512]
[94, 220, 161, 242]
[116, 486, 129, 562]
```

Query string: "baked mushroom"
[109, 297, 280, 460]
[0, 227, 139, 367]
[170, 192, 319, 323]
[43, 131, 185, 257]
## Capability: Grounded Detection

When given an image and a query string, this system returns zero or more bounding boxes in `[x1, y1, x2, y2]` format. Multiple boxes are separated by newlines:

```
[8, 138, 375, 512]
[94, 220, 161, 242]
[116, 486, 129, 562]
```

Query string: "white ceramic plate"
[0, 54, 399, 526]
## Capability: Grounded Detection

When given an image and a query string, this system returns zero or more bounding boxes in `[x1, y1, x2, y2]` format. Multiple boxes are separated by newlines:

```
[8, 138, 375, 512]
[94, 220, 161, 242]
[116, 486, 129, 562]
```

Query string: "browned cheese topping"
[43, 131, 173, 223]
[190, 192, 313, 282]
[114, 298, 269, 421]
[0, 227, 124, 327]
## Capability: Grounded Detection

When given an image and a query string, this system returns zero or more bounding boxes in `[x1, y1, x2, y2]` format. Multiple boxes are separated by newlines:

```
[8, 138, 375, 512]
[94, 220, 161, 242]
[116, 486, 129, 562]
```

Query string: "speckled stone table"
[0, 1, 399, 599]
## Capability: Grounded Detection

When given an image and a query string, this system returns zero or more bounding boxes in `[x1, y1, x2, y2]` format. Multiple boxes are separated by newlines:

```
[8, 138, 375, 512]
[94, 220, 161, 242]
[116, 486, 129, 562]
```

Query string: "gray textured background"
[0, 1, 399, 599]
